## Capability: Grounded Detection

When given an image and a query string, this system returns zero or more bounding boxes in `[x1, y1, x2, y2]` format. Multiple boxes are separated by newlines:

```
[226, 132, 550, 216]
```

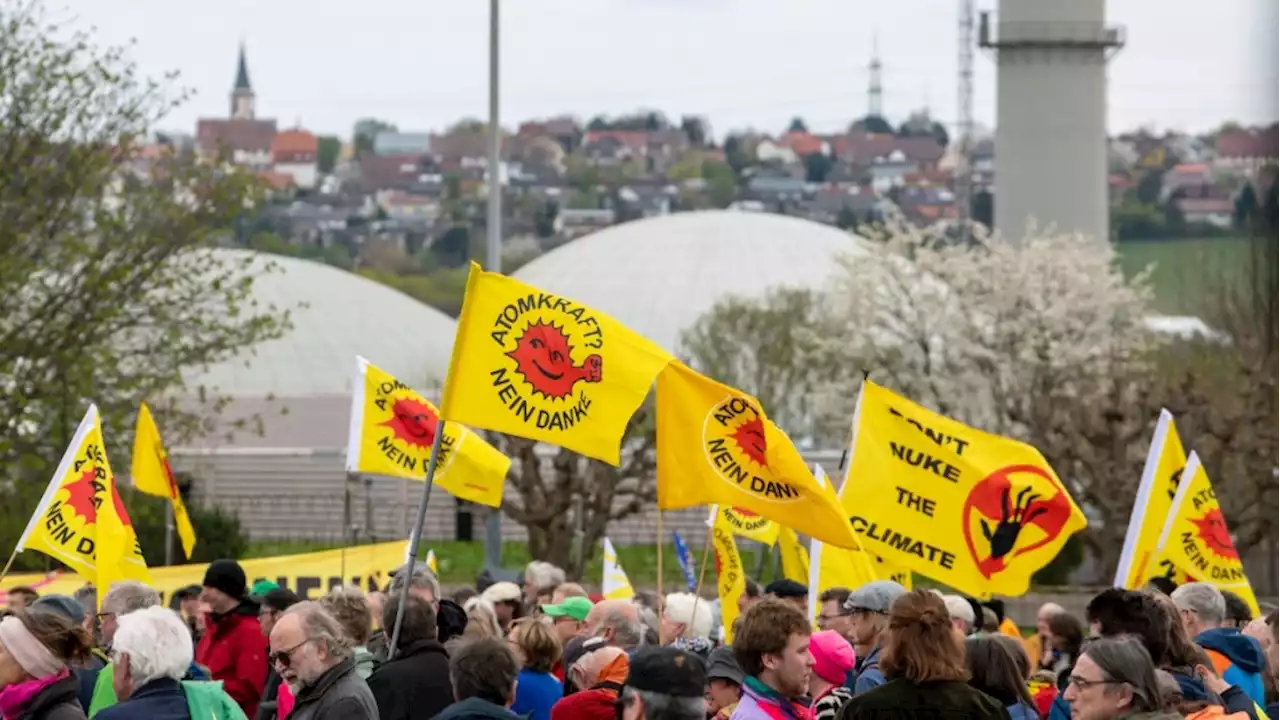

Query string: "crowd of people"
[0, 559, 1276, 720]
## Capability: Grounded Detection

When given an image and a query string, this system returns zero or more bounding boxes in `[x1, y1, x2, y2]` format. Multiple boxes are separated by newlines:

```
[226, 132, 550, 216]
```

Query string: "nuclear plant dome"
[511, 211, 870, 353]
[186, 249, 458, 397]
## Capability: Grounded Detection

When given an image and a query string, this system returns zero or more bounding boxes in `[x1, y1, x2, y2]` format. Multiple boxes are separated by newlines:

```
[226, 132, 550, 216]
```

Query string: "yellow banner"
[2, 540, 409, 606]
[347, 357, 510, 507]
[778, 526, 809, 584]
[440, 262, 674, 466]
[845, 381, 1086, 598]
[713, 506, 780, 546]
[1115, 410, 1194, 589]
[711, 517, 746, 644]
[18, 405, 150, 605]
[132, 402, 197, 559]
[1156, 452, 1260, 615]
[656, 361, 859, 549]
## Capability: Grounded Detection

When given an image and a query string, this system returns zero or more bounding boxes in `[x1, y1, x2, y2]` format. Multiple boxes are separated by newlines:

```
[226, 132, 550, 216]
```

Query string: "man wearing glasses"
[841, 580, 906, 694]
[268, 601, 377, 720]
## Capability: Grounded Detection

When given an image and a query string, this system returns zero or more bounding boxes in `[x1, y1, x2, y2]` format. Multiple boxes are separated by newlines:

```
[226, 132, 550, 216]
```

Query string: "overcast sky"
[56, 0, 1279, 140]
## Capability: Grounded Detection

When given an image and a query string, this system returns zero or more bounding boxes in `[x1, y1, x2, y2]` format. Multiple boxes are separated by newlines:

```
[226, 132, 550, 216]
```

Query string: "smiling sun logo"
[379, 396, 439, 451]
[1190, 509, 1239, 560]
[507, 321, 602, 400]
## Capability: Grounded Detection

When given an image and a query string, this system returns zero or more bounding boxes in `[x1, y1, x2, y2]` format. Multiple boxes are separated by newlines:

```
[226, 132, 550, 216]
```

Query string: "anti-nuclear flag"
[1114, 409, 1194, 589]
[1156, 452, 1260, 615]
[808, 465, 880, 620]
[711, 506, 780, 546]
[602, 537, 635, 600]
[846, 381, 1086, 598]
[656, 361, 860, 549]
[348, 357, 511, 507]
[131, 402, 196, 559]
[441, 263, 675, 466]
[709, 508, 747, 644]
[779, 526, 810, 584]
[16, 405, 150, 606]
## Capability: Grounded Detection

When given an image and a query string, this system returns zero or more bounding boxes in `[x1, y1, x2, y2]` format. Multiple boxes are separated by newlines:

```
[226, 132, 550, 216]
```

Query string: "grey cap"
[843, 580, 907, 615]
[705, 645, 744, 685]
[31, 594, 86, 625]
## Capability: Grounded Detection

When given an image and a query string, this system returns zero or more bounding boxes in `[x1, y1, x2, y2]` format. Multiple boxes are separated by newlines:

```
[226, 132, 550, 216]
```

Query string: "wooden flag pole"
[0, 547, 21, 587]
[684, 522, 716, 638]
[655, 510, 664, 645]
[387, 423, 447, 657]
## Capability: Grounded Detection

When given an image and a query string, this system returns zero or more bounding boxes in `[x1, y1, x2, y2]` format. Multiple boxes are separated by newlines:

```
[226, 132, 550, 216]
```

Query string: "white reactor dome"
[512, 211, 869, 352]
[186, 249, 457, 396]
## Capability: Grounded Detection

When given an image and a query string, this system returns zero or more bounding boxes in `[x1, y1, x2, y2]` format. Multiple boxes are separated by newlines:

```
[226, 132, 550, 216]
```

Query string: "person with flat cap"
[619, 646, 706, 720]
[705, 645, 744, 719]
[764, 580, 808, 614]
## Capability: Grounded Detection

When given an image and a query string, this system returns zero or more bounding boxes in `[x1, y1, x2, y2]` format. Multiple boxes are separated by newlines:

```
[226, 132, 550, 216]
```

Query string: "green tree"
[787, 117, 808, 134]
[802, 152, 833, 183]
[0, 4, 291, 568]
[316, 135, 341, 174]
[352, 118, 396, 156]
[855, 115, 894, 135]
[534, 201, 559, 239]
[702, 161, 739, 208]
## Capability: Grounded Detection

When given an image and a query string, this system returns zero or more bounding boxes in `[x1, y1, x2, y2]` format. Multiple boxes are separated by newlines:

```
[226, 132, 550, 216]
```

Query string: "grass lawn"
[245, 538, 792, 589]
[1114, 236, 1253, 314]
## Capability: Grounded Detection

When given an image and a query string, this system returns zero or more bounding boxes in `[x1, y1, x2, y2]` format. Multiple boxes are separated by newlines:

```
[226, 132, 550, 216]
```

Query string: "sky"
[53, 0, 1279, 140]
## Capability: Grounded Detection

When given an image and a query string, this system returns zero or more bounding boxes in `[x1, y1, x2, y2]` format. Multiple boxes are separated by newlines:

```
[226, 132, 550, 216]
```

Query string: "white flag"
[602, 537, 634, 600]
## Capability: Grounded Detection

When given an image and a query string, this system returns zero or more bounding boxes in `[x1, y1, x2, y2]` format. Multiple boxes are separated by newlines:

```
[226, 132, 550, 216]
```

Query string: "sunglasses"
[269, 639, 311, 669]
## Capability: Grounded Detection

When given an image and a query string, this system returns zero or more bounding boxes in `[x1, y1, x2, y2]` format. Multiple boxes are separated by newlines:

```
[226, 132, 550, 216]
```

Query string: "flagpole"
[0, 547, 20, 586]
[163, 503, 175, 567]
[655, 510, 664, 645]
[387, 422, 447, 657]
[685, 524, 715, 638]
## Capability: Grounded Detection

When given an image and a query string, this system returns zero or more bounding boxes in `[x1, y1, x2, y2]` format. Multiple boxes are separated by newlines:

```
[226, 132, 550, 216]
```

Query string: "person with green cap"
[543, 597, 593, 646]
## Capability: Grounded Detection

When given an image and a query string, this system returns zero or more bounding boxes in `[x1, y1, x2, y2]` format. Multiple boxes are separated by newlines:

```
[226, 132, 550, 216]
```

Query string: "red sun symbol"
[1191, 509, 1239, 560]
[64, 470, 102, 523]
[731, 507, 759, 517]
[110, 483, 134, 529]
[731, 416, 768, 468]
[507, 321, 602, 400]
[380, 397, 439, 451]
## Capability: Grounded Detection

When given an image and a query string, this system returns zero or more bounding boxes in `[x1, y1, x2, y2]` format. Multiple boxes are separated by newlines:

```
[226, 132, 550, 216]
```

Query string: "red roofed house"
[1214, 124, 1279, 174]
[272, 129, 319, 190]
[195, 44, 277, 169]
[581, 130, 650, 165]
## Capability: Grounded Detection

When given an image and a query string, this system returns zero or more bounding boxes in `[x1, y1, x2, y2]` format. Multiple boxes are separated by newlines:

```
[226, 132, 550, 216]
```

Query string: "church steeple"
[230, 42, 256, 120]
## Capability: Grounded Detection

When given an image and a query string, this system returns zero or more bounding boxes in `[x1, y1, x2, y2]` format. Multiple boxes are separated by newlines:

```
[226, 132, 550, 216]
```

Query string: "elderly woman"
[94, 606, 241, 720]
[0, 609, 92, 720]
[319, 586, 374, 679]
[660, 593, 714, 658]
[550, 645, 628, 720]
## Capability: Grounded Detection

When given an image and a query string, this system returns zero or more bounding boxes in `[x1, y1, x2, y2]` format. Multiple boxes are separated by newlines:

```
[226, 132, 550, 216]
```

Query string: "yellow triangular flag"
[708, 509, 747, 644]
[425, 549, 439, 575]
[711, 506, 780, 546]
[347, 357, 511, 507]
[441, 262, 675, 465]
[1115, 409, 1194, 589]
[132, 402, 196, 559]
[17, 405, 151, 606]
[778, 527, 809, 584]
[1156, 452, 1260, 615]
[602, 537, 634, 600]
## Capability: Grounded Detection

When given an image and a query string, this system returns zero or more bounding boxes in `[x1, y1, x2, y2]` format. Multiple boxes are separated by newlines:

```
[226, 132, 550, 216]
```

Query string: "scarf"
[0, 668, 69, 720]
[743, 676, 813, 720]
[668, 636, 714, 659]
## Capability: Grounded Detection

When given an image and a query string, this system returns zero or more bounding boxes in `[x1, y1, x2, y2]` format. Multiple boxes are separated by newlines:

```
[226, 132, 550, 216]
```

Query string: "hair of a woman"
[965, 635, 1035, 708]
[1047, 612, 1085, 658]
[319, 585, 372, 646]
[461, 597, 503, 640]
[508, 617, 562, 673]
[1146, 590, 1202, 668]
[880, 589, 967, 683]
[15, 609, 93, 666]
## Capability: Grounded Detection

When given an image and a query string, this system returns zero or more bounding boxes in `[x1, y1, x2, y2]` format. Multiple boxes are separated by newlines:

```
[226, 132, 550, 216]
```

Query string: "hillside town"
[146, 44, 1279, 316]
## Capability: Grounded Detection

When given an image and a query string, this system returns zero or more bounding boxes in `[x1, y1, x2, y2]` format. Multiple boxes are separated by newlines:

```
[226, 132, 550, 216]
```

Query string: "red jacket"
[195, 603, 268, 717]
[551, 689, 618, 720]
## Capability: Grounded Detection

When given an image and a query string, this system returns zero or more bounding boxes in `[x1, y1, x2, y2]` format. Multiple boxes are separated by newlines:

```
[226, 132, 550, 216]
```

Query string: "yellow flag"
[778, 526, 810, 584]
[131, 403, 196, 559]
[655, 361, 860, 549]
[425, 549, 439, 575]
[846, 380, 1086, 598]
[1115, 409, 1194, 589]
[440, 263, 674, 465]
[18, 405, 151, 607]
[806, 465, 881, 620]
[1156, 452, 1260, 615]
[347, 357, 511, 507]
[712, 506, 780, 546]
[710, 514, 747, 644]
[602, 537, 635, 600]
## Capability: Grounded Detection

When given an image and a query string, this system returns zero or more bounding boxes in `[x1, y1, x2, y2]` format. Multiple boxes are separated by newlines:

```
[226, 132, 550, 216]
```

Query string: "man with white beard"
[267, 602, 377, 720]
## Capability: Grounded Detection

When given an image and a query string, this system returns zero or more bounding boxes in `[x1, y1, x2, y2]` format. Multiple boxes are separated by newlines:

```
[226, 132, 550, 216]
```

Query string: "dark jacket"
[433, 697, 525, 720]
[367, 640, 453, 720]
[1198, 627, 1268, 707]
[836, 678, 1007, 720]
[74, 651, 108, 712]
[11, 674, 87, 720]
[195, 601, 267, 717]
[436, 599, 467, 646]
[285, 657, 377, 720]
[253, 668, 282, 720]
[94, 678, 189, 720]
[849, 645, 884, 694]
